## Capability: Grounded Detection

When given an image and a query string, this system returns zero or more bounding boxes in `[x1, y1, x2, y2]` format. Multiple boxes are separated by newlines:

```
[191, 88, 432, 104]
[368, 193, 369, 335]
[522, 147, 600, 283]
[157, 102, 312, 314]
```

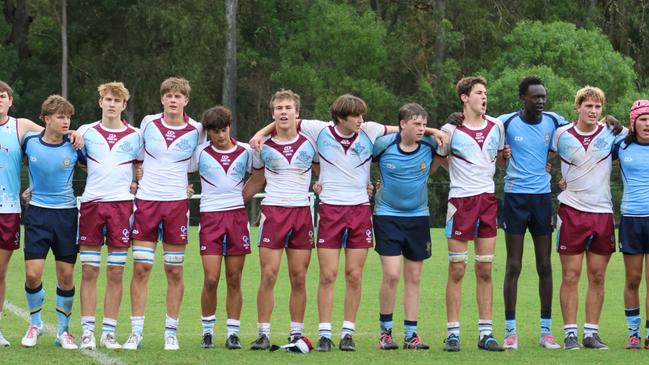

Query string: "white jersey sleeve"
[298, 119, 329, 141]
[361, 121, 388, 143]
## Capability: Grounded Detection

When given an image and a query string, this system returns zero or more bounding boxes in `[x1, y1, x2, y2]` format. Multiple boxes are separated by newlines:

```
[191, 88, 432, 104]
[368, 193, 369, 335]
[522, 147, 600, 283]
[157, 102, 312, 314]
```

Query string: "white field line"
[4, 301, 126, 365]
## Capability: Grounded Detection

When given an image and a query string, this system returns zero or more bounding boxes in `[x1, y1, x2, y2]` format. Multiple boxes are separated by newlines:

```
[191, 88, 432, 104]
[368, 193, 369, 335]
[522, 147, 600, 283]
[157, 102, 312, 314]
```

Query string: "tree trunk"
[3, 0, 32, 60]
[61, 0, 68, 98]
[222, 0, 238, 136]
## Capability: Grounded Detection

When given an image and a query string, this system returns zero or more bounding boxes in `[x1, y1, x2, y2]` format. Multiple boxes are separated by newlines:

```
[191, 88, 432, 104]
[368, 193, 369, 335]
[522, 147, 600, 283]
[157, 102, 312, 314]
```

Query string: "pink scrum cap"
[629, 99, 649, 132]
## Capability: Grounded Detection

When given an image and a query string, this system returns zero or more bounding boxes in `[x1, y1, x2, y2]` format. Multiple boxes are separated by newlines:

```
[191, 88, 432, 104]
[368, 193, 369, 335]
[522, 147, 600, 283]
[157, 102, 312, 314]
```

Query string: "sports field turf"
[0, 227, 647, 364]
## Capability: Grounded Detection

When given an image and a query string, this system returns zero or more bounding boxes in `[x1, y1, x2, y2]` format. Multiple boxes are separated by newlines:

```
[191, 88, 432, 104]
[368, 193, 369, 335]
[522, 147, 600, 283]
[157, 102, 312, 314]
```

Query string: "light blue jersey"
[0, 117, 23, 213]
[499, 111, 566, 193]
[22, 131, 85, 208]
[373, 133, 436, 217]
[614, 140, 649, 216]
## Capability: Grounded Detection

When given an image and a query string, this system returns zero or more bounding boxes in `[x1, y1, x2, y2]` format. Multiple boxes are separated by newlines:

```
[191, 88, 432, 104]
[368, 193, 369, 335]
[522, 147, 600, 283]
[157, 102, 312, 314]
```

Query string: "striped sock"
[625, 308, 640, 337]
[81, 316, 95, 333]
[258, 322, 270, 337]
[226, 319, 240, 337]
[290, 321, 303, 338]
[341, 321, 355, 338]
[201, 315, 215, 335]
[404, 320, 417, 339]
[380, 313, 393, 333]
[447, 322, 460, 337]
[564, 324, 578, 337]
[25, 284, 45, 327]
[540, 311, 552, 335]
[583, 323, 598, 338]
[131, 316, 145, 336]
[165, 315, 179, 337]
[505, 310, 516, 336]
[319, 322, 332, 339]
[55, 286, 75, 335]
[102, 318, 117, 336]
[478, 319, 493, 338]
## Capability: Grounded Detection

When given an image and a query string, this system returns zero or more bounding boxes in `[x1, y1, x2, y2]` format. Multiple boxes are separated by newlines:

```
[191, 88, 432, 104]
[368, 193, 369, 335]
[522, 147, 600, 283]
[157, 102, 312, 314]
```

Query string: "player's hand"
[135, 163, 144, 181]
[602, 114, 623, 135]
[21, 188, 32, 204]
[67, 130, 84, 149]
[447, 112, 464, 127]
[432, 129, 449, 148]
[187, 184, 195, 199]
[546, 162, 552, 173]
[503, 144, 511, 159]
[130, 182, 138, 195]
[366, 182, 375, 197]
[249, 133, 266, 151]
[558, 178, 567, 191]
[312, 182, 322, 195]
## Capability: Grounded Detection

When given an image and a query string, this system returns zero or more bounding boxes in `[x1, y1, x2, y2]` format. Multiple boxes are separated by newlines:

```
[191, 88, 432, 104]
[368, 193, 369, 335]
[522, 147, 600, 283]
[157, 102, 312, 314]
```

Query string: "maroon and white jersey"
[252, 133, 316, 207]
[437, 116, 505, 198]
[78, 121, 143, 202]
[137, 113, 204, 201]
[191, 140, 253, 212]
[298, 120, 387, 205]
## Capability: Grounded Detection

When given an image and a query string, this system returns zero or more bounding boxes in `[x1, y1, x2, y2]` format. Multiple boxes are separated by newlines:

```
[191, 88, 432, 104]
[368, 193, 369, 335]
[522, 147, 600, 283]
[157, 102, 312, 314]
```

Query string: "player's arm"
[496, 144, 511, 169]
[243, 168, 266, 202]
[425, 127, 448, 148]
[430, 154, 447, 174]
[249, 122, 276, 151]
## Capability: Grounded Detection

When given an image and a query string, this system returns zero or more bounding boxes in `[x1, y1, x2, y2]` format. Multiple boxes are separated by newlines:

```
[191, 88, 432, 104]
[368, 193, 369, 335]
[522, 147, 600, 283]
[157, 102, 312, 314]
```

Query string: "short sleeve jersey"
[298, 119, 387, 205]
[372, 133, 437, 216]
[499, 111, 566, 193]
[136, 113, 203, 201]
[614, 140, 649, 216]
[22, 131, 85, 208]
[193, 140, 252, 212]
[437, 116, 505, 198]
[252, 133, 315, 207]
[78, 121, 142, 202]
[551, 122, 626, 213]
[0, 117, 23, 213]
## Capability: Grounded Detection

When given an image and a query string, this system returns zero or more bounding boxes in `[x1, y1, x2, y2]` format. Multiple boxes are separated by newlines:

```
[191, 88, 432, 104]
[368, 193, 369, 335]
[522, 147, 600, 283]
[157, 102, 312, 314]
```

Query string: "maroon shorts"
[258, 205, 314, 250]
[316, 203, 373, 249]
[132, 199, 189, 245]
[445, 193, 497, 241]
[78, 201, 133, 248]
[556, 204, 615, 255]
[0, 213, 21, 250]
[199, 209, 251, 256]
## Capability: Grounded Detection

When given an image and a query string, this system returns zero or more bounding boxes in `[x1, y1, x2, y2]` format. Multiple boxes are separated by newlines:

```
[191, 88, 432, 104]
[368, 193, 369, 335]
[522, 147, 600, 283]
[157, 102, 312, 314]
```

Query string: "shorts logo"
[180, 225, 188, 238]
[454, 230, 462, 236]
[132, 229, 139, 235]
[318, 238, 325, 243]
[14, 232, 20, 245]
[201, 245, 206, 251]
[242, 235, 250, 249]
[263, 237, 270, 243]
[80, 236, 87, 241]
[560, 245, 567, 250]
[365, 229, 372, 243]
[122, 229, 130, 238]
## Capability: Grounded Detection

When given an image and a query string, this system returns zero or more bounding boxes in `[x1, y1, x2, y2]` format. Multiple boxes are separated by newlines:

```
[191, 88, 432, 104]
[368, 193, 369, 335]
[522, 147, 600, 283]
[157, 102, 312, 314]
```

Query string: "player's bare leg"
[200, 254, 222, 348]
[0, 249, 11, 347]
[224, 255, 245, 348]
[124, 240, 155, 350]
[252, 246, 281, 349]
[317, 248, 341, 325]
[379, 256, 401, 317]
[99, 247, 127, 349]
[79, 245, 100, 349]
[286, 248, 311, 338]
[445, 239, 467, 351]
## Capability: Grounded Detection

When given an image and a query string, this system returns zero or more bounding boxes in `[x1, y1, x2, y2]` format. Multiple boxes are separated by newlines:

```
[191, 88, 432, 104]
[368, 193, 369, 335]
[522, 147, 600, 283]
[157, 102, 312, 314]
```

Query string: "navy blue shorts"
[373, 215, 431, 261]
[619, 215, 649, 255]
[502, 193, 553, 236]
[24, 205, 79, 262]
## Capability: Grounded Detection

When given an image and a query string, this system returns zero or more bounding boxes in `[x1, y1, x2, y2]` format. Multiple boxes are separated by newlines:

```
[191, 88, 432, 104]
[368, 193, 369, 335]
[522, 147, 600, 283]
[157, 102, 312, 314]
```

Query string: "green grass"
[0, 228, 647, 364]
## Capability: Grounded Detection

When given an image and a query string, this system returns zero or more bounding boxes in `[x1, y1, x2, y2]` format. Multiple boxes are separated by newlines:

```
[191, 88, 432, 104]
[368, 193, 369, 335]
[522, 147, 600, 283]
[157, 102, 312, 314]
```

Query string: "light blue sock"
[625, 308, 640, 337]
[55, 286, 75, 335]
[201, 315, 215, 335]
[25, 284, 45, 327]
[404, 320, 417, 339]
[505, 319, 516, 336]
[379, 313, 393, 333]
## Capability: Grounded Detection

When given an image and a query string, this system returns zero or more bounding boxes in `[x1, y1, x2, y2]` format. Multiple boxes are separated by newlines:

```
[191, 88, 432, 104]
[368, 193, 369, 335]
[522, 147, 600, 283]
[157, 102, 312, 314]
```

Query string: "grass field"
[0, 227, 647, 364]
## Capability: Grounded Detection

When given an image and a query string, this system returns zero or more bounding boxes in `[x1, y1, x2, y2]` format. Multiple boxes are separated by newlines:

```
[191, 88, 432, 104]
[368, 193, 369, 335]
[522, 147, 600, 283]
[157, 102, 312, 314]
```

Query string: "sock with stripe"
[447, 321, 460, 338]
[290, 321, 303, 338]
[131, 316, 145, 336]
[625, 308, 640, 337]
[258, 322, 270, 337]
[540, 310, 552, 335]
[319, 322, 332, 339]
[583, 323, 598, 338]
[404, 320, 417, 339]
[201, 315, 215, 335]
[81, 315, 95, 333]
[380, 313, 393, 334]
[165, 314, 179, 337]
[55, 286, 75, 335]
[505, 310, 516, 336]
[226, 318, 240, 337]
[102, 318, 117, 336]
[478, 319, 493, 338]
[564, 324, 578, 337]
[341, 320, 355, 338]
[25, 284, 45, 327]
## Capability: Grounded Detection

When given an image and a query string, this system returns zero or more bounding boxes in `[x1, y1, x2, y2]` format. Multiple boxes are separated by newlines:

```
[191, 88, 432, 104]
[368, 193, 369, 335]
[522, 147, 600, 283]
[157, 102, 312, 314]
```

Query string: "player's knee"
[382, 271, 400, 288]
[225, 269, 241, 286]
[289, 271, 307, 290]
[345, 269, 363, 288]
[132, 246, 155, 266]
[505, 260, 522, 278]
[536, 259, 552, 279]
[319, 270, 337, 287]
[475, 254, 494, 264]
[589, 270, 606, 287]
[562, 270, 580, 286]
[203, 275, 219, 290]
[25, 272, 41, 288]
[475, 265, 492, 282]
[81, 264, 100, 280]
[625, 274, 642, 290]
[448, 251, 468, 264]
[57, 275, 74, 289]
[404, 273, 421, 286]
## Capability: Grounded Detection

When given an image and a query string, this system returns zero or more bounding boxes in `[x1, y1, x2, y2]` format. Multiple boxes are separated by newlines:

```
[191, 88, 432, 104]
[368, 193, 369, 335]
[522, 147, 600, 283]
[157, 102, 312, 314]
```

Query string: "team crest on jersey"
[175, 139, 193, 152]
[282, 145, 294, 158]
[231, 161, 245, 177]
[119, 141, 134, 153]
[63, 158, 71, 168]
[107, 133, 118, 145]
[593, 138, 609, 150]
[544, 133, 551, 145]
[165, 130, 176, 141]
[351, 144, 367, 157]
[419, 161, 426, 171]
[296, 150, 312, 166]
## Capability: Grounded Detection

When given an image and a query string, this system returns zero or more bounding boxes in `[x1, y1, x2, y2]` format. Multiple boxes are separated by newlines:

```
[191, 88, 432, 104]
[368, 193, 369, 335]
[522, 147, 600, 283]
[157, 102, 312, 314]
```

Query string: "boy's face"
[99, 92, 127, 120]
[635, 115, 649, 142]
[44, 113, 71, 136]
[0, 91, 13, 117]
[575, 98, 602, 126]
[462, 83, 487, 116]
[522, 84, 546, 115]
[207, 126, 231, 149]
[161, 91, 189, 117]
[272, 98, 298, 130]
[400, 115, 427, 142]
[338, 114, 364, 134]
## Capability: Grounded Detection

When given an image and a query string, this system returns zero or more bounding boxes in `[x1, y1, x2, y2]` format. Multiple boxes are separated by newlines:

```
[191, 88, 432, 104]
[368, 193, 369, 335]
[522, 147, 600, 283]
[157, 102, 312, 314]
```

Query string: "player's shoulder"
[485, 114, 503, 127]
[187, 117, 201, 131]
[541, 111, 565, 126]
[498, 111, 519, 123]
[23, 130, 41, 142]
[555, 122, 574, 134]
[236, 140, 253, 152]
[372, 133, 397, 155]
[140, 113, 162, 128]
[440, 123, 457, 134]
[196, 141, 211, 153]
[420, 135, 437, 150]
[77, 121, 100, 134]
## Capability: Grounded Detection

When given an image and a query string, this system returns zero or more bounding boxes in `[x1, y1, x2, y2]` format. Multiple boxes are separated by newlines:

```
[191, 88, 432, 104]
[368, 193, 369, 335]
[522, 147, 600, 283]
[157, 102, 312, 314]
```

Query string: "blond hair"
[160, 77, 191, 97]
[269, 89, 301, 112]
[574, 86, 606, 106]
[98, 81, 130, 101]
